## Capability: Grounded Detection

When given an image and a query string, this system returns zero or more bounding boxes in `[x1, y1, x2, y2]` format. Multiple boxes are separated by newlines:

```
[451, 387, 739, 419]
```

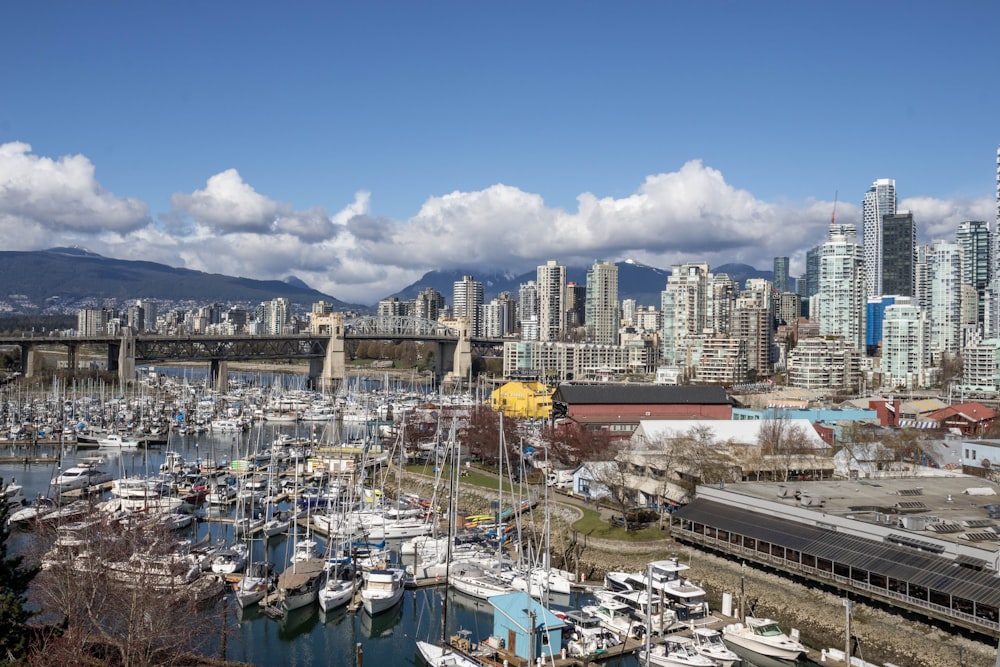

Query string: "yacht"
[722, 617, 807, 660]
[361, 567, 405, 615]
[639, 635, 716, 666]
[690, 628, 741, 667]
[50, 458, 113, 492]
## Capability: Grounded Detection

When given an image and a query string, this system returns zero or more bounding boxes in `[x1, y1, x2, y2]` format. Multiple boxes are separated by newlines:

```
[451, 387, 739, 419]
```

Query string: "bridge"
[0, 314, 503, 391]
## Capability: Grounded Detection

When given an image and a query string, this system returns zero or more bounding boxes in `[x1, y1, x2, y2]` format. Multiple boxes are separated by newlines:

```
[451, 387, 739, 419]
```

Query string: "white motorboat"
[562, 608, 620, 658]
[722, 617, 807, 661]
[639, 635, 716, 666]
[50, 458, 113, 491]
[582, 599, 647, 640]
[594, 588, 676, 636]
[448, 562, 514, 601]
[6, 497, 58, 528]
[97, 433, 141, 449]
[3, 478, 26, 506]
[691, 628, 741, 667]
[211, 542, 249, 575]
[361, 567, 405, 615]
[416, 635, 485, 667]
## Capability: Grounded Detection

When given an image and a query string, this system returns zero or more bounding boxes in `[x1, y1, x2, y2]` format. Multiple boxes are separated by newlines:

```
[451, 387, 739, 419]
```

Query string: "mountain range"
[0, 248, 776, 315]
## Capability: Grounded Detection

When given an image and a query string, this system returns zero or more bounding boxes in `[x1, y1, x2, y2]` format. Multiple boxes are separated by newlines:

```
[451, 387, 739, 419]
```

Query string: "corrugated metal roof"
[553, 383, 732, 406]
[675, 499, 1000, 609]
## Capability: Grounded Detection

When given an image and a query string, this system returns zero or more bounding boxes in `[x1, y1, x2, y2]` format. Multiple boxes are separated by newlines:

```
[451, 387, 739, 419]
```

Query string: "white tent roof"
[631, 418, 830, 450]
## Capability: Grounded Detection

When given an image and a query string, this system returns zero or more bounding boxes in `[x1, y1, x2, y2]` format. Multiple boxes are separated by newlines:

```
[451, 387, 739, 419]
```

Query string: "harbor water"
[1, 420, 820, 667]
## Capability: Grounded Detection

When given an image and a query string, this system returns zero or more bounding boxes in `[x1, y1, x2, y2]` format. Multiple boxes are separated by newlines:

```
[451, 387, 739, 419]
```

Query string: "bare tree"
[541, 421, 610, 466]
[674, 425, 736, 495]
[30, 516, 223, 667]
[756, 417, 814, 482]
[585, 441, 643, 530]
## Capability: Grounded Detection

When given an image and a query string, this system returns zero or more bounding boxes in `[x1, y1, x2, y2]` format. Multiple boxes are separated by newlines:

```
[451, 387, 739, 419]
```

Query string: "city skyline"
[1, 2, 997, 304]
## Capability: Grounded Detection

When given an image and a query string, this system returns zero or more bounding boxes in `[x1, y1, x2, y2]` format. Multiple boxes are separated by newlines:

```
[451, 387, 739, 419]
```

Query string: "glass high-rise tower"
[863, 178, 897, 298]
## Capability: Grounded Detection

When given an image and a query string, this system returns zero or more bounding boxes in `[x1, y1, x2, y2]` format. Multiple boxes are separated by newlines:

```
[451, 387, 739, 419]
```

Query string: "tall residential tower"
[863, 178, 897, 298]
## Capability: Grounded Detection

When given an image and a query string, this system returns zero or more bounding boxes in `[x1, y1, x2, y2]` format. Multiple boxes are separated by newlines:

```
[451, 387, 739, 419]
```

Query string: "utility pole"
[844, 598, 853, 662]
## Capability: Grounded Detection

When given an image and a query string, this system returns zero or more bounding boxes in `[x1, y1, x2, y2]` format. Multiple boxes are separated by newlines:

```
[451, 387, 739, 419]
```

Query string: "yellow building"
[490, 381, 555, 419]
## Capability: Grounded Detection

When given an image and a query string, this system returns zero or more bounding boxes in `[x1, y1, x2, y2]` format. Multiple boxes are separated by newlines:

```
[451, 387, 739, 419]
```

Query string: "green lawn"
[569, 505, 669, 541]
[403, 463, 523, 495]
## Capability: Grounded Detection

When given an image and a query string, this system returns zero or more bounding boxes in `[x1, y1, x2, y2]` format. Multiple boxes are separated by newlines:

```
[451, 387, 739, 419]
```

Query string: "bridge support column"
[22, 345, 36, 378]
[321, 313, 346, 393]
[446, 316, 472, 383]
[211, 360, 229, 392]
[117, 334, 135, 386]
[307, 358, 323, 391]
[66, 343, 77, 377]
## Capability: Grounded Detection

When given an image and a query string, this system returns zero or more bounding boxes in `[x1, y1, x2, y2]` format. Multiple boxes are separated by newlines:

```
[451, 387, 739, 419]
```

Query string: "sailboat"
[416, 431, 484, 667]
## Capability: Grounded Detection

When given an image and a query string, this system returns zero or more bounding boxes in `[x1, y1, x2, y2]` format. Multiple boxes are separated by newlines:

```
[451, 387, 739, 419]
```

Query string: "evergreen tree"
[0, 477, 39, 662]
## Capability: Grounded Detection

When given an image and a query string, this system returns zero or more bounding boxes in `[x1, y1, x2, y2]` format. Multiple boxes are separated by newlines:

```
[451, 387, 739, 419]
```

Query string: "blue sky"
[1, 1, 997, 304]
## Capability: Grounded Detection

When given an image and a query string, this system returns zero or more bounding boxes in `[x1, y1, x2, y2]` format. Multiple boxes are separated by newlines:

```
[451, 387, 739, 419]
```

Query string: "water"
[1, 424, 820, 667]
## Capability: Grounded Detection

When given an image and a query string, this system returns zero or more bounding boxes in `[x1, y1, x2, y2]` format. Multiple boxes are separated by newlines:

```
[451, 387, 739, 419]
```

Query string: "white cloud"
[170, 168, 289, 233]
[3, 142, 995, 305]
[0, 142, 149, 237]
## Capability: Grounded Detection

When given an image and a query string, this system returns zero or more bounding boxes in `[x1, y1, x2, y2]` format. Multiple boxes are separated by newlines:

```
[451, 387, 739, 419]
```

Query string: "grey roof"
[675, 498, 1000, 609]
[553, 383, 732, 406]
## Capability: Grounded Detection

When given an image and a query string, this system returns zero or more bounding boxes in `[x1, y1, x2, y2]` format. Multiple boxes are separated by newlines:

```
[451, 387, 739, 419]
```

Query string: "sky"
[1, 1, 998, 306]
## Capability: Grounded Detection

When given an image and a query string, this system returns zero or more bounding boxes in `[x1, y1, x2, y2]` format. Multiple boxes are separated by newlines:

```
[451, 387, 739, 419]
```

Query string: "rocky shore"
[399, 471, 997, 667]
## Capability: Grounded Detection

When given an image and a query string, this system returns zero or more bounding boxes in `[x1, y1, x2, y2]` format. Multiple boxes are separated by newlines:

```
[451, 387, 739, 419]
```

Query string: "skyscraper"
[881, 211, 915, 297]
[536, 260, 566, 341]
[863, 178, 897, 298]
[564, 282, 586, 329]
[452, 275, 484, 336]
[818, 223, 865, 350]
[805, 246, 821, 299]
[661, 263, 711, 366]
[956, 220, 992, 326]
[585, 260, 619, 345]
[518, 280, 539, 340]
[772, 256, 790, 294]
[929, 241, 961, 360]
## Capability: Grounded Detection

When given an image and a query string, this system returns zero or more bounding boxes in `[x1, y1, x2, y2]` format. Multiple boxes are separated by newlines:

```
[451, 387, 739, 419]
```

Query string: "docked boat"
[690, 628, 741, 667]
[234, 560, 276, 608]
[97, 433, 141, 449]
[7, 496, 57, 528]
[50, 458, 113, 492]
[211, 542, 249, 575]
[722, 617, 807, 660]
[277, 557, 327, 611]
[582, 598, 647, 640]
[3, 478, 26, 506]
[639, 635, 716, 666]
[562, 608, 620, 658]
[318, 566, 356, 612]
[361, 567, 405, 615]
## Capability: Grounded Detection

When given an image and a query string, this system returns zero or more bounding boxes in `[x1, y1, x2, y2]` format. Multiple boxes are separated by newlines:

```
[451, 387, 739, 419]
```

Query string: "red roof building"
[921, 402, 998, 437]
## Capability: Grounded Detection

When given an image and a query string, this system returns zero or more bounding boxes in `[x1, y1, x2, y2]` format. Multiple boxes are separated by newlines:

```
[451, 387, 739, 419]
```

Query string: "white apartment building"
[929, 240, 962, 361]
[881, 300, 931, 389]
[692, 335, 748, 385]
[536, 260, 566, 341]
[818, 224, 866, 350]
[709, 273, 739, 334]
[480, 299, 509, 339]
[963, 339, 1000, 392]
[502, 339, 654, 383]
[661, 262, 711, 367]
[585, 260, 620, 345]
[453, 275, 484, 337]
[787, 337, 861, 391]
[518, 280, 539, 340]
